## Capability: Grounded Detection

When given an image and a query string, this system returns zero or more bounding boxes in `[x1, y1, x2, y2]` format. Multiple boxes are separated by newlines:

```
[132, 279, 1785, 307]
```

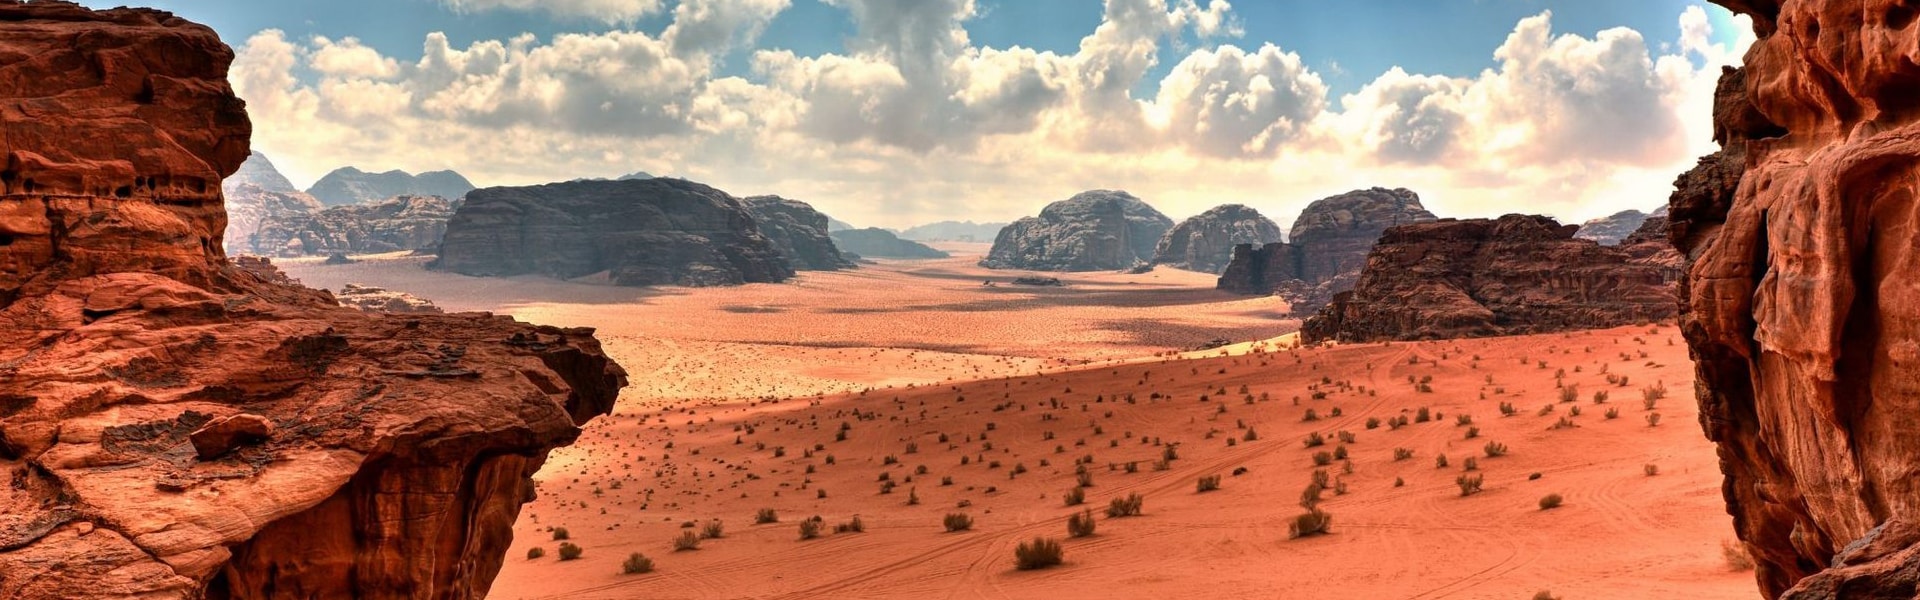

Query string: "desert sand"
[279, 248, 1753, 600]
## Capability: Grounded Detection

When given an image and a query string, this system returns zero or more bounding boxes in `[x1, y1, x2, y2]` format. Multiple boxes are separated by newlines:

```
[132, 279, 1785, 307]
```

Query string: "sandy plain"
[280, 245, 1754, 600]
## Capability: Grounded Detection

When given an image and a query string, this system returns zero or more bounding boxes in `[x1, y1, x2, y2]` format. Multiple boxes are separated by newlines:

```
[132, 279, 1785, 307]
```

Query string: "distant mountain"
[226, 152, 297, 194]
[617, 171, 654, 180]
[306, 166, 475, 206]
[897, 220, 1007, 243]
[831, 228, 950, 259]
[1574, 209, 1653, 245]
[827, 216, 856, 232]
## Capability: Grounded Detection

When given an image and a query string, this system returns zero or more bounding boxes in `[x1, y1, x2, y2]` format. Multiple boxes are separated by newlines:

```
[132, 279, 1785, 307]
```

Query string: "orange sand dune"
[279, 253, 1754, 600]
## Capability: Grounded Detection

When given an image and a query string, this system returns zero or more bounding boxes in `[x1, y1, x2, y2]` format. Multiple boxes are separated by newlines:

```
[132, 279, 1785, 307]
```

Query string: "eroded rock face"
[1679, 2, 1920, 597]
[334, 283, 444, 314]
[742, 195, 854, 270]
[1300, 214, 1680, 343]
[0, 4, 626, 599]
[431, 178, 793, 287]
[1574, 209, 1652, 245]
[831, 228, 950, 259]
[981, 190, 1173, 271]
[1215, 188, 1437, 311]
[223, 184, 324, 256]
[252, 195, 457, 257]
[306, 166, 474, 207]
[1152, 204, 1283, 274]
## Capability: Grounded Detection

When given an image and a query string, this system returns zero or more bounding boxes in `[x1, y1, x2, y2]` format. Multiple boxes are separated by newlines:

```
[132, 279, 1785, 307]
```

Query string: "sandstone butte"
[0, 3, 627, 599]
[1680, 0, 1920, 598]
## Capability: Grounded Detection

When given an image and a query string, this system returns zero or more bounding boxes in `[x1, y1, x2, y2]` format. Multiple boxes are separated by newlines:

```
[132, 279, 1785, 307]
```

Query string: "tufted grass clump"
[672, 530, 700, 551]
[755, 508, 779, 524]
[621, 552, 654, 574]
[1456, 474, 1484, 496]
[700, 520, 724, 539]
[798, 516, 823, 540]
[944, 512, 974, 532]
[1288, 509, 1332, 539]
[1196, 474, 1222, 492]
[1067, 509, 1097, 537]
[1014, 537, 1064, 570]
[558, 542, 583, 560]
[1107, 492, 1145, 517]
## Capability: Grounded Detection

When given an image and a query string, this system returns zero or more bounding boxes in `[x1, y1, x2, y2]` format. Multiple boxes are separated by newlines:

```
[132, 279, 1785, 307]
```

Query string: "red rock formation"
[0, 3, 626, 599]
[1679, 1, 1920, 597]
[1300, 214, 1680, 343]
[1215, 187, 1437, 312]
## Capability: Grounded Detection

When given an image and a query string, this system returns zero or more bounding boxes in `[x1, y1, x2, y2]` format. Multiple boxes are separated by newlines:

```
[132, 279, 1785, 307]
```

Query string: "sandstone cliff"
[1678, 2, 1920, 597]
[742, 195, 854, 270]
[0, 4, 626, 599]
[1215, 187, 1437, 311]
[431, 179, 794, 287]
[251, 195, 458, 257]
[981, 190, 1173, 271]
[1151, 204, 1284, 274]
[1299, 214, 1680, 343]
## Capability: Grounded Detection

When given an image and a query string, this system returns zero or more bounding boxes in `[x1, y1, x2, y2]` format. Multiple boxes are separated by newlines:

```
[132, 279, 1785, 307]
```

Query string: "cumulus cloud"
[236, 2, 1752, 229]
[438, 0, 665, 23]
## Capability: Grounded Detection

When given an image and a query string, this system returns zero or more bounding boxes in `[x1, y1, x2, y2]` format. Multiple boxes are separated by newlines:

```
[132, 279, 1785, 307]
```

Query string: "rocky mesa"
[742, 195, 854, 271]
[1216, 187, 1437, 311]
[431, 178, 794, 287]
[1299, 214, 1681, 343]
[1679, 1, 1920, 598]
[0, 4, 626, 599]
[1151, 204, 1284, 274]
[981, 190, 1173, 271]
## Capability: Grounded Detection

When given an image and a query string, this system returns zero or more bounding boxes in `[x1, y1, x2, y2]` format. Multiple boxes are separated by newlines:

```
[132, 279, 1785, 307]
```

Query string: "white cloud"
[235, 3, 1753, 229]
[438, 0, 665, 23]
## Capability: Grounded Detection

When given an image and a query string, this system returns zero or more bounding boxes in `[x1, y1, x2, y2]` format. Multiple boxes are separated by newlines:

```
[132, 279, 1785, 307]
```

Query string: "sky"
[87, 0, 1756, 229]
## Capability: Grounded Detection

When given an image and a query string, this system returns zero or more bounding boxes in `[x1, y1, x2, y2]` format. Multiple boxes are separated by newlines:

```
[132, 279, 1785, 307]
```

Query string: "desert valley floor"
[281, 244, 1755, 600]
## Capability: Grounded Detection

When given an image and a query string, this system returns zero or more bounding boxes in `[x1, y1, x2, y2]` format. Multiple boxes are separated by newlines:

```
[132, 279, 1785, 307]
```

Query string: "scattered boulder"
[431, 178, 793, 287]
[982, 190, 1173, 271]
[742, 196, 855, 270]
[830, 228, 950, 259]
[188, 414, 275, 459]
[1216, 188, 1437, 311]
[0, 6, 626, 599]
[306, 166, 474, 207]
[1573, 209, 1652, 245]
[1152, 204, 1284, 274]
[1678, 3, 1920, 597]
[1300, 214, 1680, 343]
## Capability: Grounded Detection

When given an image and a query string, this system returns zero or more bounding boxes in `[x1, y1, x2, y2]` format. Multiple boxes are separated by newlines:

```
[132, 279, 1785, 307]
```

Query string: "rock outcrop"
[831, 228, 950, 259]
[742, 196, 854, 270]
[1574, 209, 1653, 245]
[0, 5, 626, 600]
[250, 195, 457, 257]
[1216, 188, 1437, 310]
[1300, 214, 1681, 343]
[1677, 2, 1920, 598]
[223, 153, 325, 255]
[432, 179, 793, 286]
[307, 166, 474, 207]
[333, 283, 445, 314]
[897, 220, 1007, 243]
[1151, 204, 1283, 273]
[981, 190, 1173, 271]
[228, 152, 297, 193]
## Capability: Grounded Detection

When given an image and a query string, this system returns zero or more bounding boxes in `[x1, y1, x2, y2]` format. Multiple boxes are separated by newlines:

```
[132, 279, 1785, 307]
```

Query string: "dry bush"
[1196, 474, 1222, 492]
[558, 542, 583, 561]
[526, 547, 545, 560]
[1456, 474, 1484, 496]
[1722, 539, 1755, 571]
[1289, 510, 1332, 539]
[700, 520, 724, 539]
[1014, 537, 1064, 570]
[944, 512, 974, 532]
[672, 530, 700, 551]
[622, 552, 654, 574]
[1539, 493, 1564, 510]
[1107, 492, 1145, 517]
[755, 508, 779, 524]
[1068, 509, 1097, 538]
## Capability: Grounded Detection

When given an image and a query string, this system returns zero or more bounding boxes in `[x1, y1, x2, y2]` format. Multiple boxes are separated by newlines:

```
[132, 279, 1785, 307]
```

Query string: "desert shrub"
[1393, 447, 1414, 461]
[622, 552, 654, 574]
[1539, 493, 1564, 510]
[1435, 453, 1449, 468]
[1559, 385, 1579, 403]
[1303, 432, 1326, 448]
[701, 520, 725, 539]
[1014, 537, 1064, 570]
[1312, 451, 1334, 466]
[1534, 592, 1558, 600]
[1647, 413, 1662, 427]
[1288, 510, 1332, 539]
[672, 530, 700, 551]
[1107, 492, 1145, 517]
[754, 508, 778, 524]
[1337, 431, 1357, 444]
[1593, 390, 1609, 404]
[1243, 427, 1259, 441]
[1484, 441, 1508, 457]
[835, 515, 866, 533]
[1064, 486, 1085, 506]
[1569, 405, 1583, 417]
[1302, 408, 1320, 422]
[526, 547, 546, 560]
[1365, 417, 1381, 429]
[1456, 414, 1473, 426]
[1196, 474, 1222, 493]
[1644, 463, 1660, 476]
[1067, 509, 1097, 537]
[1499, 402, 1518, 417]
[798, 517, 822, 540]
[1465, 426, 1480, 439]
[558, 542, 583, 561]
[1463, 457, 1480, 471]
[944, 512, 974, 532]
[1415, 407, 1431, 422]
[1456, 474, 1484, 496]
[552, 527, 570, 541]
[1333, 445, 1349, 460]
[1605, 407, 1621, 419]
[1723, 539, 1755, 571]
